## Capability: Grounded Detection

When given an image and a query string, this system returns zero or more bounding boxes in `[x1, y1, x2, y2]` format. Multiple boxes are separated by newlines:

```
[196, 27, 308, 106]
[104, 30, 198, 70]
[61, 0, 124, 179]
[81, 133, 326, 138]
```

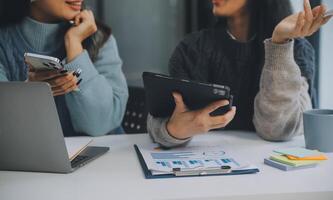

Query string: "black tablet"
[142, 72, 233, 118]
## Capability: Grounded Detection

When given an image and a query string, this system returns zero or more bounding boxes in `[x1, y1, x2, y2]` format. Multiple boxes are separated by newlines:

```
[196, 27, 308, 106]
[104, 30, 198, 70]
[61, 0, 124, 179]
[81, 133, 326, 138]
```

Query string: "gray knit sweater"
[148, 30, 313, 147]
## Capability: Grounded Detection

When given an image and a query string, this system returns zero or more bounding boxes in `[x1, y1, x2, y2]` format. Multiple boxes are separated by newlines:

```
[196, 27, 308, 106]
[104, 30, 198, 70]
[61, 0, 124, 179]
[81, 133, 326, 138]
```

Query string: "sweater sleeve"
[0, 46, 8, 81]
[253, 39, 312, 141]
[147, 114, 191, 148]
[0, 62, 7, 81]
[63, 35, 129, 136]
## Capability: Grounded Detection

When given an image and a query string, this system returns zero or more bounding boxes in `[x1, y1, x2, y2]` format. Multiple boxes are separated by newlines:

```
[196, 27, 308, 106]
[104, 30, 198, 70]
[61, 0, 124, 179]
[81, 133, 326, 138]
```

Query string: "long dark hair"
[247, 0, 293, 44]
[216, 0, 293, 62]
[0, 0, 111, 62]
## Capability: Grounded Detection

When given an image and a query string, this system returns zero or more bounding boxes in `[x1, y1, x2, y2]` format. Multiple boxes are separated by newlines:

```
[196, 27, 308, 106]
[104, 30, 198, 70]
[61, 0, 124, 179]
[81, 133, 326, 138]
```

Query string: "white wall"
[319, 0, 333, 108]
[101, 0, 186, 87]
[291, 0, 303, 12]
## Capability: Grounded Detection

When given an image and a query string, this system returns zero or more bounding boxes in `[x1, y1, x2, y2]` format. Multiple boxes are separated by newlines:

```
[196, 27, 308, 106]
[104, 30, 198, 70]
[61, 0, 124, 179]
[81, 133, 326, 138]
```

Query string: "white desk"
[0, 131, 332, 200]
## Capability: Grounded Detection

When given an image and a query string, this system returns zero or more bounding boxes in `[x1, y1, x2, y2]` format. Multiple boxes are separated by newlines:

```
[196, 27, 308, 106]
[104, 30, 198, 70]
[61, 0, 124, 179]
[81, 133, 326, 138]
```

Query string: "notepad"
[285, 154, 327, 161]
[64, 137, 93, 161]
[269, 155, 322, 167]
[273, 147, 322, 158]
[264, 158, 318, 171]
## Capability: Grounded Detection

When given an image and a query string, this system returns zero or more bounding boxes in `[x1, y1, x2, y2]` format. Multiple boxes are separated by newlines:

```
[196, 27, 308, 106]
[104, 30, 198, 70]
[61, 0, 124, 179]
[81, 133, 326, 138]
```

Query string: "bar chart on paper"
[138, 144, 254, 175]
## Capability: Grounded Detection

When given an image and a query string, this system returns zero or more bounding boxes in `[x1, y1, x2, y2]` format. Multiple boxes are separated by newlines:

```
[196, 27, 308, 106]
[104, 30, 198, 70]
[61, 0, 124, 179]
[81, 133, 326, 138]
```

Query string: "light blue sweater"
[0, 17, 129, 136]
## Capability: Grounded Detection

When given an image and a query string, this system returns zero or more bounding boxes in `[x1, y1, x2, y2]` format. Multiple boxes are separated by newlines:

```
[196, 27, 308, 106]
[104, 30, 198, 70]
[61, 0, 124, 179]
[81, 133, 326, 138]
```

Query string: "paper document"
[137, 144, 258, 175]
[65, 137, 93, 161]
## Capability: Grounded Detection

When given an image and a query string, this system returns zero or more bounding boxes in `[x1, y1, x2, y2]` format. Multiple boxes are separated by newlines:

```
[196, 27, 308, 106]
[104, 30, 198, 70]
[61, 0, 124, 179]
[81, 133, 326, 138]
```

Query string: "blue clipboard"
[134, 145, 259, 179]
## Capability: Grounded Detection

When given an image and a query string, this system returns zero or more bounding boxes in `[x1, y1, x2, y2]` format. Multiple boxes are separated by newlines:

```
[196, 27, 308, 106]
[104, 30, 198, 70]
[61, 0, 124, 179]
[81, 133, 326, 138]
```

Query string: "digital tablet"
[142, 72, 233, 118]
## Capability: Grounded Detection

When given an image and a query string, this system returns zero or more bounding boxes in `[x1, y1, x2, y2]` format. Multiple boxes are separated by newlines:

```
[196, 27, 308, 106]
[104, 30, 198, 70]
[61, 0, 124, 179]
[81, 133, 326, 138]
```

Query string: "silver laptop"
[0, 82, 109, 173]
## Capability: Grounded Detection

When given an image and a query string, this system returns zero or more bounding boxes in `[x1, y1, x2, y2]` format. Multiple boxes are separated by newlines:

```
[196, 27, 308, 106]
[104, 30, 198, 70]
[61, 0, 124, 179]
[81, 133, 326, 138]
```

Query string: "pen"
[173, 165, 231, 172]
[172, 166, 232, 177]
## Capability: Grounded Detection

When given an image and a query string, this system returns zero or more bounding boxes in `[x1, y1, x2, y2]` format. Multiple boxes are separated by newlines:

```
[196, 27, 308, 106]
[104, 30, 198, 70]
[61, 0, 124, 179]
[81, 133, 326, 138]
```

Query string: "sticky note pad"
[273, 147, 322, 158]
[264, 158, 318, 171]
[270, 155, 322, 167]
[286, 155, 328, 161]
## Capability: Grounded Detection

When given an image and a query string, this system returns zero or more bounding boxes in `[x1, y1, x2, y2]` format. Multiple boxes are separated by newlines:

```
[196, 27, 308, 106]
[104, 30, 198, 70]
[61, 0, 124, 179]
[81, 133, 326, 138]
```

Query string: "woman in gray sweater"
[148, 0, 332, 147]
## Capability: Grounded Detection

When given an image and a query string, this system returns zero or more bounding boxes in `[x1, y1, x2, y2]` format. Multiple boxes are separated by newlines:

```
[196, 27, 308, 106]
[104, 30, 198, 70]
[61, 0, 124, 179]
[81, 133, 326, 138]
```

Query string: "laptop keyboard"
[71, 155, 89, 168]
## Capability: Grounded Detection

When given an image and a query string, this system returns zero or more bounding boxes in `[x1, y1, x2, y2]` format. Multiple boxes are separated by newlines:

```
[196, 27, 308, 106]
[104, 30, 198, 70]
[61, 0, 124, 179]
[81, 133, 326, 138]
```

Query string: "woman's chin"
[213, 10, 227, 17]
[63, 11, 80, 21]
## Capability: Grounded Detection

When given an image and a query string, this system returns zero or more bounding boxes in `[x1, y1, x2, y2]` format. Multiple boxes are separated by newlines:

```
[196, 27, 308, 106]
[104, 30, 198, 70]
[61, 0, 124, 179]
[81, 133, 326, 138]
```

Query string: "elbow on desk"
[254, 125, 300, 142]
[75, 110, 125, 137]
[81, 92, 128, 137]
[79, 120, 122, 137]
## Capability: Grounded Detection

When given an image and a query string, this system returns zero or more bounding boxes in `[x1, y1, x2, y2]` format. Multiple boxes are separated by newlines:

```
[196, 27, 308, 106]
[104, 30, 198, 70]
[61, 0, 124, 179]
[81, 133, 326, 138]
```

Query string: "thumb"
[172, 92, 187, 113]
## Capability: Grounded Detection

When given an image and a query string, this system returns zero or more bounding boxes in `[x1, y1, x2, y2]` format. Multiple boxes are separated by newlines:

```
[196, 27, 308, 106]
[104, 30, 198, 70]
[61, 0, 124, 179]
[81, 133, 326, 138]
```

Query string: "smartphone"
[24, 53, 64, 71]
[324, 9, 333, 18]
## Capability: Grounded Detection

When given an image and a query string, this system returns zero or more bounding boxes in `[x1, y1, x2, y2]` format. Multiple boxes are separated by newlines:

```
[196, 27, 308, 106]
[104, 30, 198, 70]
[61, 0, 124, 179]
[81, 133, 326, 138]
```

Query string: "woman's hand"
[166, 93, 236, 140]
[65, 10, 98, 62]
[28, 66, 79, 96]
[272, 0, 332, 44]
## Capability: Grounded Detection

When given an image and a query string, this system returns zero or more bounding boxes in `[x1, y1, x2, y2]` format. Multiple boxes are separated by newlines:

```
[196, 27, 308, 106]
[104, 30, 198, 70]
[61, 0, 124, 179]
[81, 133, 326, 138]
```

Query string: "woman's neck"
[30, 5, 60, 23]
[227, 10, 250, 42]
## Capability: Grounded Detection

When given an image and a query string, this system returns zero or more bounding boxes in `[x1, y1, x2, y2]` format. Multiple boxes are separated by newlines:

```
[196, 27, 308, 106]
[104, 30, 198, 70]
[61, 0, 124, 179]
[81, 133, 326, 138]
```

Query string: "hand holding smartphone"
[24, 53, 83, 95]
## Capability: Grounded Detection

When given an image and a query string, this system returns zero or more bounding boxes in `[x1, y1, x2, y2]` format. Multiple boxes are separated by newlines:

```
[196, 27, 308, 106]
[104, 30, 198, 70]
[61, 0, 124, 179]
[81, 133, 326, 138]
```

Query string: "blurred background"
[84, 0, 332, 110]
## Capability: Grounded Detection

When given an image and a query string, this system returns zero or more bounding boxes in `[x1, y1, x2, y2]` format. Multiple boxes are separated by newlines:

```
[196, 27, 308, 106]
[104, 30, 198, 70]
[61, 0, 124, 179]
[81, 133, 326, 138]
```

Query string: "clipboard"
[134, 145, 259, 179]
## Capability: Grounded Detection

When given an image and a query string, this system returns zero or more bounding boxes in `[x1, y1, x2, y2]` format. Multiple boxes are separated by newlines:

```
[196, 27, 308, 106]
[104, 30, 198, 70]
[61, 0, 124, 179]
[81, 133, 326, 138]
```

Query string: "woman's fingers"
[74, 14, 81, 26]
[51, 74, 77, 92]
[76, 10, 94, 23]
[295, 12, 306, 33]
[322, 15, 333, 25]
[172, 92, 188, 113]
[309, 6, 326, 34]
[25, 62, 36, 72]
[302, 0, 314, 33]
[322, 4, 332, 25]
[209, 106, 236, 128]
[53, 82, 78, 96]
[47, 73, 74, 88]
[203, 100, 229, 114]
[52, 76, 78, 95]
[29, 70, 63, 81]
[312, 5, 322, 19]
[296, 2, 331, 37]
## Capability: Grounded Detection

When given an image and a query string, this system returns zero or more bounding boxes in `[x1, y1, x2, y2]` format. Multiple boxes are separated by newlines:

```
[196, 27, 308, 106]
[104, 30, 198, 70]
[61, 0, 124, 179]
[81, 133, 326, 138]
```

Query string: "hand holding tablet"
[143, 72, 236, 139]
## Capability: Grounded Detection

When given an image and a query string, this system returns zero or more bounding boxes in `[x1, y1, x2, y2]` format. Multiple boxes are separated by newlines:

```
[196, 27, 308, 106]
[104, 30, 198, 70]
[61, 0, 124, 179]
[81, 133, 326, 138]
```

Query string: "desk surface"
[0, 131, 332, 200]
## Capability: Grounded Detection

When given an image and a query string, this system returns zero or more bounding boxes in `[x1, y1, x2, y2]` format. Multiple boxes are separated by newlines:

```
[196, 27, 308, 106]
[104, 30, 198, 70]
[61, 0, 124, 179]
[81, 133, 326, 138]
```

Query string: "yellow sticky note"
[285, 154, 328, 161]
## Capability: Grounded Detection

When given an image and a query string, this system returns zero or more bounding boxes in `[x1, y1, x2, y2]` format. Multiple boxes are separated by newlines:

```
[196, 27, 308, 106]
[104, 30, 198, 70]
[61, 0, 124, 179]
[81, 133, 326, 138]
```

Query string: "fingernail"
[76, 78, 83, 86]
[76, 71, 81, 78]
[60, 70, 68, 74]
[73, 71, 81, 78]
[73, 69, 82, 77]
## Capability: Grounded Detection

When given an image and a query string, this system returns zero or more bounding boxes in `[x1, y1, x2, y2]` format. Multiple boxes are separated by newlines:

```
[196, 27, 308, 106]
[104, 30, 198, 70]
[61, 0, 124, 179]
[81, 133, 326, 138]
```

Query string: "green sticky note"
[273, 147, 321, 158]
[269, 155, 322, 167]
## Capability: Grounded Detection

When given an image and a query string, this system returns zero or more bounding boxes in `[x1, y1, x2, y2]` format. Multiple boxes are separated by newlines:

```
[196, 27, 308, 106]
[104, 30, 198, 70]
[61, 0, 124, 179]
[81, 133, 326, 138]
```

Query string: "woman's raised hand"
[272, 0, 332, 44]
[65, 10, 97, 44]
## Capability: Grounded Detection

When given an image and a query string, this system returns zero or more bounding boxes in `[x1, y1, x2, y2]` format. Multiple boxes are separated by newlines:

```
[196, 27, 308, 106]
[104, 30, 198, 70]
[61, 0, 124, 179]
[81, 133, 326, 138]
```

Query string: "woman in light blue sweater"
[0, 0, 129, 136]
